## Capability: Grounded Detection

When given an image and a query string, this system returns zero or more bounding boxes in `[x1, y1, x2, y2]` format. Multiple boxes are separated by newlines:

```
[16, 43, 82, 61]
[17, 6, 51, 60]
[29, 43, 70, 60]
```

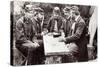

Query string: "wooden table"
[43, 33, 72, 64]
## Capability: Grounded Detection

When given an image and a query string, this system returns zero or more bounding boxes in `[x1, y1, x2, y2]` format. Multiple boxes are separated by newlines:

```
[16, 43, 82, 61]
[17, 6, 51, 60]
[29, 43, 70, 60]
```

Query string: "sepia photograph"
[10, 1, 97, 66]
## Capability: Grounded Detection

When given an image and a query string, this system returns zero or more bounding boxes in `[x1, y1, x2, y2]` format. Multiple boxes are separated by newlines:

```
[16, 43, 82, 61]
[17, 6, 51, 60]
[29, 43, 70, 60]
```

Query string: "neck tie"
[54, 20, 58, 32]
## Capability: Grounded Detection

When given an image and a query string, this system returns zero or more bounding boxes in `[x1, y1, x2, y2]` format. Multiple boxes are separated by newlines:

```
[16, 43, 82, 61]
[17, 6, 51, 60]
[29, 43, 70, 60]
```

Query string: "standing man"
[59, 6, 88, 62]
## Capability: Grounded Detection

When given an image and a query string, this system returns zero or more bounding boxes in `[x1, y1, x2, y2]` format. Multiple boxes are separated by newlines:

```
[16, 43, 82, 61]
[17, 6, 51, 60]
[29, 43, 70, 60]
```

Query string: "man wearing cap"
[30, 7, 46, 65]
[63, 6, 73, 37]
[61, 6, 78, 62]
[16, 4, 45, 65]
[59, 6, 88, 62]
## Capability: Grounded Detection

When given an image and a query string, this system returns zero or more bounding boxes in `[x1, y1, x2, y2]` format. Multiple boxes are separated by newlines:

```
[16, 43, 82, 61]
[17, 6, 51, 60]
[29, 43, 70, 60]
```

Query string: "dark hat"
[71, 6, 79, 12]
[24, 4, 44, 13]
[63, 6, 71, 12]
[71, 6, 80, 15]
[32, 6, 44, 12]
[24, 4, 33, 12]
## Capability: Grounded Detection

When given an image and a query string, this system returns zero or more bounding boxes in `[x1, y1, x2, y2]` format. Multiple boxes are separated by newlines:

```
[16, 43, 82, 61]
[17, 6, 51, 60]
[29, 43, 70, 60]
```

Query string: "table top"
[43, 33, 70, 56]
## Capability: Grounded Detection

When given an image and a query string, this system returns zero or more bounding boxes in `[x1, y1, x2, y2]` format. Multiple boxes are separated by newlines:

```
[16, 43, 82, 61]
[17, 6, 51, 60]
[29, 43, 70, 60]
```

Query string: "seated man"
[16, 4, 45, 65]
[59, 6, 88, 62]
[61, 6, 78, 62]
[47, 7, 66, 35]
[63, 6, 73, 37]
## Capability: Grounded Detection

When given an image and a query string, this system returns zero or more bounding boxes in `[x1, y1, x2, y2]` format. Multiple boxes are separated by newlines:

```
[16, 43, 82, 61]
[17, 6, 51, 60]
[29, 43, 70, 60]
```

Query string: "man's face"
[64, 11, 71, 19]
[71, 10, 76, 20]
[24, 5, 35, 18]
[25, 10, 34, 19]
[37, 12, 44, 21]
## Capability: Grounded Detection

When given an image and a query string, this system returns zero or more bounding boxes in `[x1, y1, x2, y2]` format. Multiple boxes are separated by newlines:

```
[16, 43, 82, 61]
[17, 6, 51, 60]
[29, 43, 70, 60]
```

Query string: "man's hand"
[58, 37, 66, 42]
[22, 40, 40, 49]
[32, 42, 40, 48]
[41, 31, 48, 35]
[41, 29, 48, 35]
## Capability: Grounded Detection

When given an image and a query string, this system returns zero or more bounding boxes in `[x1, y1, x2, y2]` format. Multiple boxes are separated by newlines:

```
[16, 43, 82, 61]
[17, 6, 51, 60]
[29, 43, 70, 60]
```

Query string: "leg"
[78, 45, 88, 62]
[16, 42, 28, 57]
[27, 39, 45, 65]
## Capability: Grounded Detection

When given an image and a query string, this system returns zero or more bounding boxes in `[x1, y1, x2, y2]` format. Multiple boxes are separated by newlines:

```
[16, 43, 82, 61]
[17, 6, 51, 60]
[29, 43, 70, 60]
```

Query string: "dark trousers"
[77, 45, 88, 62]
[16, 40, 45, 65]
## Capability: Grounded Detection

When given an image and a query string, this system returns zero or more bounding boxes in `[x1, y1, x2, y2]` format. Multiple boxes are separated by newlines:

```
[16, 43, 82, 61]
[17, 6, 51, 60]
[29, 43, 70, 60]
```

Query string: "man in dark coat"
[47, 7, 66, 33]
[16, 4, 45, 65]
[59, 6, 88, 62]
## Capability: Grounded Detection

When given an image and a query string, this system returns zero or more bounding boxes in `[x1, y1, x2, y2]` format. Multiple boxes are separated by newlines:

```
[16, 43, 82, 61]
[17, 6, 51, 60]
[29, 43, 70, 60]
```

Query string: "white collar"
[33, 17, 38, 21]
[75, 15, 80, 21]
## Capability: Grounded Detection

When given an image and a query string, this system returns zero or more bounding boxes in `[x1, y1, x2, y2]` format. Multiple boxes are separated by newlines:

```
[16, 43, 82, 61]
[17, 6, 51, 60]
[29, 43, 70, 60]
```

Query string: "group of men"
[15, 3, 89, 65]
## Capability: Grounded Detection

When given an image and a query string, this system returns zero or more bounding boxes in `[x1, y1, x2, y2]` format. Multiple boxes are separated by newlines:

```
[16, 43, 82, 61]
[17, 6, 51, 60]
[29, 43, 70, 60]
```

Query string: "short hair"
[53, 7, 61, 15]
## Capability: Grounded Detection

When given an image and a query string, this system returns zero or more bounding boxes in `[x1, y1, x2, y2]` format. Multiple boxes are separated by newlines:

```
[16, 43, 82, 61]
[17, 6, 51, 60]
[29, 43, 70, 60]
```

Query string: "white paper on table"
[43, 35, 70, 55]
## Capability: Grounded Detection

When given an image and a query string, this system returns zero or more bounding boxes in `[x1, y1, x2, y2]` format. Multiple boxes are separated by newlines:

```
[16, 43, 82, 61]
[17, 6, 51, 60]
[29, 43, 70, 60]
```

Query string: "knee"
[15, 43, 20, 49]
[15, 40, 23, 48]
